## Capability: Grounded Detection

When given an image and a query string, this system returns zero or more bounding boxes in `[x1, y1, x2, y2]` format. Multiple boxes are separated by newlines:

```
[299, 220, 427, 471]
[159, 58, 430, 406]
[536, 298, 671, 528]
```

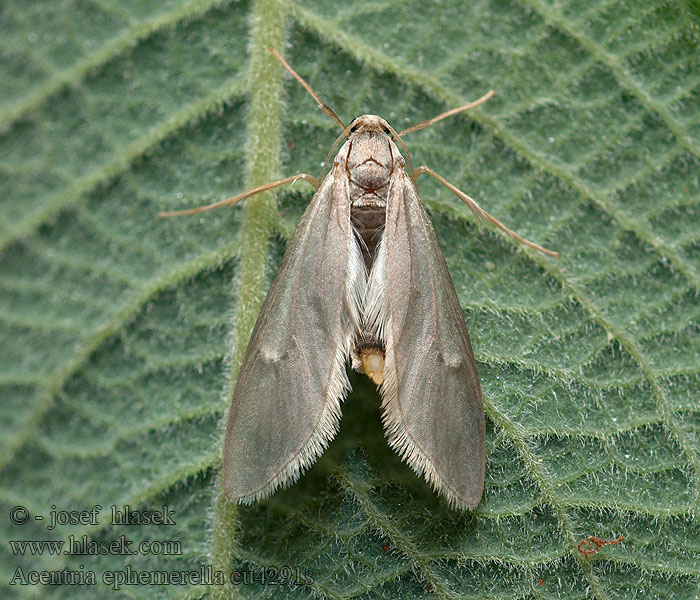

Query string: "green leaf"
[2, 0, 699, 598]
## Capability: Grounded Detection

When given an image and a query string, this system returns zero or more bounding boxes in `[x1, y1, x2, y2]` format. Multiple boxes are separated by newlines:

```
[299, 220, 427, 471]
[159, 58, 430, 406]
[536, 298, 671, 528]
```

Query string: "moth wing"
[223, 171, 352, 503]
[381, 172, 485, 510]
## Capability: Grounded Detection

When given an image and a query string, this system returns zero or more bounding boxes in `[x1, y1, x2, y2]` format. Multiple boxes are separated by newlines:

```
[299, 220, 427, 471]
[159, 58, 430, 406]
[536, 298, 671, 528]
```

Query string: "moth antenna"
[397, 90, 496, 136]
[158, 174, 319, 217]
[318, 123, 355, 180]
[412, 166, 559, 257]
[268, 47, 346, 131]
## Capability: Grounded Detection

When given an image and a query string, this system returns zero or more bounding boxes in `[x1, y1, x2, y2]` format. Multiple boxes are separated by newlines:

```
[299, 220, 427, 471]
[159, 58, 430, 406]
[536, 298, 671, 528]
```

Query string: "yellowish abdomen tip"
[361, 349, 385, 386]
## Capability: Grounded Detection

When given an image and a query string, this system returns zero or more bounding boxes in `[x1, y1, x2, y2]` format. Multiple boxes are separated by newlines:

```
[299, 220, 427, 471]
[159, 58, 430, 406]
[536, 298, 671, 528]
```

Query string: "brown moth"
[161, 49, 557, 510]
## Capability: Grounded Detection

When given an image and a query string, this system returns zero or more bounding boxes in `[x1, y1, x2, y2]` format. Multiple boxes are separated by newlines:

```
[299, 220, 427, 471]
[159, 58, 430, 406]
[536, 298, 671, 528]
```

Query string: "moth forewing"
[381, 171, 485, 510]
[222, 172, 354, 503]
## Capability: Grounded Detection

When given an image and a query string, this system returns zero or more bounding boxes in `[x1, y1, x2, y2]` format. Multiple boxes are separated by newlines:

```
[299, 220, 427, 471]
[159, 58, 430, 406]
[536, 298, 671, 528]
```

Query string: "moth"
[161, 49, 557, 511]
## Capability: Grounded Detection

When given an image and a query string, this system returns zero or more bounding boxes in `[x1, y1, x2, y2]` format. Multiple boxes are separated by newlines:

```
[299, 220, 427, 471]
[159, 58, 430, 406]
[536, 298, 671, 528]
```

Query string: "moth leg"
[411, 165, 559, 257]
[158, 173, 320, 217]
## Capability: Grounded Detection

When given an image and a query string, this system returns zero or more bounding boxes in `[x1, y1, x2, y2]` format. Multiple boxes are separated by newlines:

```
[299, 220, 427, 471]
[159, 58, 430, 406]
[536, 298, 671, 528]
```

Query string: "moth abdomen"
[351, 336, 386, 386]
[351, 205, 386, 270]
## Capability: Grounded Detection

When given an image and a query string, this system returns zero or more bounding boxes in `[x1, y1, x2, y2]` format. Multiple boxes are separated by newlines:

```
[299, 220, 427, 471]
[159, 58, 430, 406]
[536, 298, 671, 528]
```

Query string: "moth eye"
[381, 125, 391, 135]
[349, 123, 360, 133]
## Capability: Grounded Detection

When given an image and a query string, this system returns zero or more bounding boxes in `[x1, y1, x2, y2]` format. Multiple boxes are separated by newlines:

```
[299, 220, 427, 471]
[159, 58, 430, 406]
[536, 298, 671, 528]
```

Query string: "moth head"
[347, 115, 393, 137]
[327, 115, 409, 176]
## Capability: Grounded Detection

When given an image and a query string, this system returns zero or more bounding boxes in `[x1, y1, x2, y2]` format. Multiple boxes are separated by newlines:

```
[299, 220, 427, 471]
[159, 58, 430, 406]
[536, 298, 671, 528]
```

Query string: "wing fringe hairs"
[380, 351, 470, 511]
[377, 247, 476, 511]
[235, 341, 350, 504]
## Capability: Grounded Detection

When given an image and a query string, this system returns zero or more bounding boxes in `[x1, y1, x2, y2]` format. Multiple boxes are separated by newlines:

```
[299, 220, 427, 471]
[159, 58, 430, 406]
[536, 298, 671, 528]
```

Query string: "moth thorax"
[347, 132, 394, 192]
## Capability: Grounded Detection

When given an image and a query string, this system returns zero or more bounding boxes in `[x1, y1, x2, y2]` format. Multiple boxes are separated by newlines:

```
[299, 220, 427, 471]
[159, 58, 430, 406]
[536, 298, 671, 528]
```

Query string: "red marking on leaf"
[577, 535, 624, 559]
